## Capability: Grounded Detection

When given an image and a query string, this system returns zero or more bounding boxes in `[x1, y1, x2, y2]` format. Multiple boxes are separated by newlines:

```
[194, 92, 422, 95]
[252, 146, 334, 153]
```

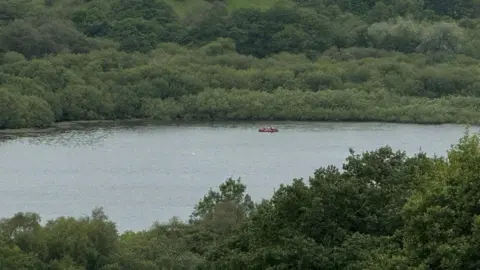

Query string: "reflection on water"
[0, 121, 478, 232]
[25, 129, 114, 148]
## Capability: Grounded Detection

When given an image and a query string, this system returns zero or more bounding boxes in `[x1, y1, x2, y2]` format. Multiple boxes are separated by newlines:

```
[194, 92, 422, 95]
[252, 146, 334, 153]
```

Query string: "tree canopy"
[2, 0, 480, 129]
[2, 132, 480, 269]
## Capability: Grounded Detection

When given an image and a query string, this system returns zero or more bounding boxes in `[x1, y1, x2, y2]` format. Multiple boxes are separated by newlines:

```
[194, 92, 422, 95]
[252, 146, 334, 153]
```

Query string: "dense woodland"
[1, 132, 480, 269]
[2, 0, 480, 129]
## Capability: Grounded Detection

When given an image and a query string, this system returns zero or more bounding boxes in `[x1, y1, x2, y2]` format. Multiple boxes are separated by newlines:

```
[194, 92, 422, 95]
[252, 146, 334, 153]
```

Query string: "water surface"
[0, 121, 477, 231]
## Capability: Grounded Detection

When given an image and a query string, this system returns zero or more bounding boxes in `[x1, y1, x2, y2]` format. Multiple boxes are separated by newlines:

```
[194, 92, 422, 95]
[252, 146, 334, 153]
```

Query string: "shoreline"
[0, 119, 146, 137]
[0, 118, 475, 136]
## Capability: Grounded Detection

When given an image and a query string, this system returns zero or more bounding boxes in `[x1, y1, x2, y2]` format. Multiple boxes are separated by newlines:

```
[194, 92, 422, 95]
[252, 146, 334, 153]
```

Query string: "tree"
[402, 132, 480, 269]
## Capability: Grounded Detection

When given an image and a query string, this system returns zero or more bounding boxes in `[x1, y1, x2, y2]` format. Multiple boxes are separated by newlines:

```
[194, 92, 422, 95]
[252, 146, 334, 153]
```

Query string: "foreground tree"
[402, 132, 480, 269]
[204, 145, 435, 269]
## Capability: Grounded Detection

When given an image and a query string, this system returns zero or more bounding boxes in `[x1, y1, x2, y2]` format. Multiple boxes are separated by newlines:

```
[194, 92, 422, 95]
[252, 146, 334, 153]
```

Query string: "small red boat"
[258, 127, 279, 133]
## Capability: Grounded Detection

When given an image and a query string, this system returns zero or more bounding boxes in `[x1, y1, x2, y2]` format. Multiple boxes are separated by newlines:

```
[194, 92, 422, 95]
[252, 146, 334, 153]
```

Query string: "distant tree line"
[2, 0, 480, 129]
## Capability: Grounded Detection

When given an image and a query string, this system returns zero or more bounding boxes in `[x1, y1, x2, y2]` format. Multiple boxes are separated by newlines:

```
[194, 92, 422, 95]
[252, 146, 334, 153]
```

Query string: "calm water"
[0, 121, 478, 231]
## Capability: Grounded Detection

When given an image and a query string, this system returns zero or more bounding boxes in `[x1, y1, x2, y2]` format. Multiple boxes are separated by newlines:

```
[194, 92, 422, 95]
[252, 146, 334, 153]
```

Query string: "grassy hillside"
[2, 0, 480, 129]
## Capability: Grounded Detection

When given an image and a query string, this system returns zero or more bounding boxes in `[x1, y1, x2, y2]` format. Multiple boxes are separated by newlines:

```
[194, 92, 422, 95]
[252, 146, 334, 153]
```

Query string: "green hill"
[2, 0, 480, 129]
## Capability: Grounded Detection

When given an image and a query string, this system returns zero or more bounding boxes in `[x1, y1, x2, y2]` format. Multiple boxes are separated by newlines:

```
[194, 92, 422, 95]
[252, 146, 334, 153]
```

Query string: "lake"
[0, 121, 477, 232]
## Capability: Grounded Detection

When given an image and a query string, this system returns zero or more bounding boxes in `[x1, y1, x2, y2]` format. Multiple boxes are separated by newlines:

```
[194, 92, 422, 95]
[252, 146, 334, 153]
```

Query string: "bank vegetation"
[2, 0, 480, 128]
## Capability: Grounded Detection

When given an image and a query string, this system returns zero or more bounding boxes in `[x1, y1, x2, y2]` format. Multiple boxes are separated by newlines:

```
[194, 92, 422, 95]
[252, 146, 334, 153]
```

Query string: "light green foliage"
[0, 0, 480, 129]
[3, 45, 480, 128]
[402, 133, 480, 269]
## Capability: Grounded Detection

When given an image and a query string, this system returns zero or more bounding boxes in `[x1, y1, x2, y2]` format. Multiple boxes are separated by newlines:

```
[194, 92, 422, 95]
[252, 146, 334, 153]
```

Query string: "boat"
[258, 127, 279, 133]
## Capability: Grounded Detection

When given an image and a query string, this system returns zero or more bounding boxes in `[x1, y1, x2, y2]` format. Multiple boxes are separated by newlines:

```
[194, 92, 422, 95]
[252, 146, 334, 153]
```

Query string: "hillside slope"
[1, 0, 480, 129]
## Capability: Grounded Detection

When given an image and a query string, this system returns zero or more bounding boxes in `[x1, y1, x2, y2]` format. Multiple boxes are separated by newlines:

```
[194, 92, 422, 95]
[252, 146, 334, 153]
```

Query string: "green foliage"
[3, 133, 479, 268]
[0, 0, 480, 129]
[402, 133, 480, 269]
[3, 44, 480, 128]
[191, 177, 254, 221]
[2, 8, 480, 269]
